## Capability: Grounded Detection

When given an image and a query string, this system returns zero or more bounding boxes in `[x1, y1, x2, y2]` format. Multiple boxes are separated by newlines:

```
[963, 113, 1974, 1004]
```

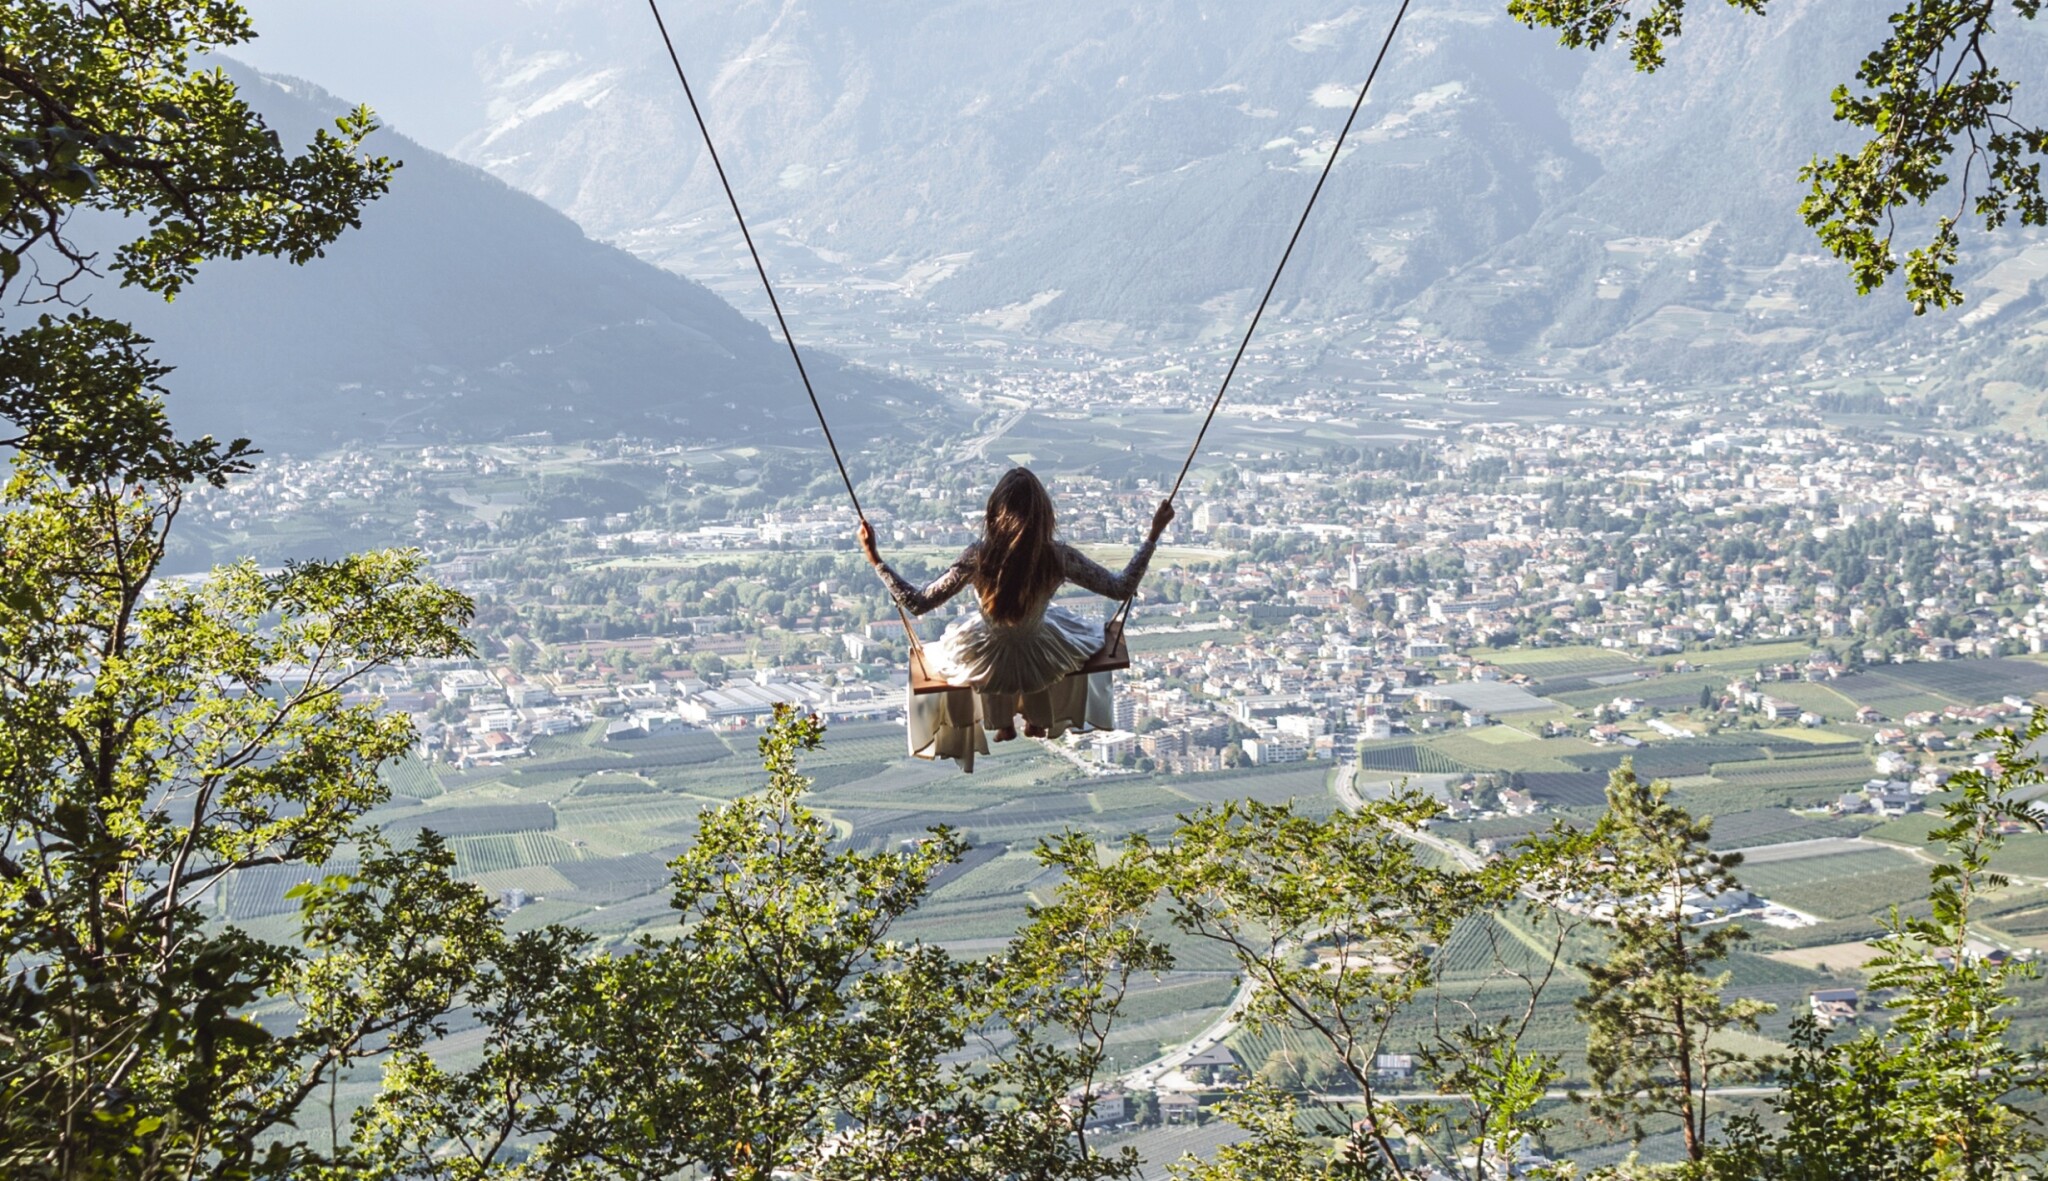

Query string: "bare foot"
[994, 725, 1017, 742]
[1023, 722, 1048, 738]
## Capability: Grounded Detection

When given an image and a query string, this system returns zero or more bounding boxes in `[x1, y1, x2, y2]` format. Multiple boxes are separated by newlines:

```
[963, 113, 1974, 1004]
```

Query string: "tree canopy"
[0, 0, 393, 485]
[9, 3, 2048, 1178]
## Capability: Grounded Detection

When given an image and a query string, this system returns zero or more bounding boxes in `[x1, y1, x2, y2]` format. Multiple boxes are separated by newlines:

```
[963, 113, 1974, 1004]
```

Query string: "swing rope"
[1167, 0, 1414, 505]
[648, 0, 932, 651]
[646, 0, 1414, 663]
[646, 0, 866, 523]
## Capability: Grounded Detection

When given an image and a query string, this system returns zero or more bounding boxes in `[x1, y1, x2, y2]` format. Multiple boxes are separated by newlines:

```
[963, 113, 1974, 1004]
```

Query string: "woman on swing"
[859, 467, 1175, 771]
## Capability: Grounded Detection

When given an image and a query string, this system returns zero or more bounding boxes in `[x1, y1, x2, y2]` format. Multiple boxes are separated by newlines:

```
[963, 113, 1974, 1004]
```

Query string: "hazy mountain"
[433, 0, 1620, 338]
[219, 0, 2048, 399]
[94, 65, 935, 451]
[232, 0, 508, 150]
[359, 0, 2043, 359]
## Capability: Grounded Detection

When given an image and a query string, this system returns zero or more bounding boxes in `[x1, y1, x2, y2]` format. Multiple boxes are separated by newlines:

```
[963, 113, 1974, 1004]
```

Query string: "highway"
[956, 407, 1026, 465]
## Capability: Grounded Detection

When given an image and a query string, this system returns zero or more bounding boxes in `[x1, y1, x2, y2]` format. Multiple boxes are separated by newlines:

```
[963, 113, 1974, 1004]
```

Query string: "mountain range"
[90, 65, 934, 452]
[231, 0, 2048, 368]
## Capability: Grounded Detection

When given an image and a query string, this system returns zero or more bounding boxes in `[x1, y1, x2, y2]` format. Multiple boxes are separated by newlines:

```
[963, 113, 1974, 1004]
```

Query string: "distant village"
[175, 292, 2047, 793]
[203, 377, 2048, 815]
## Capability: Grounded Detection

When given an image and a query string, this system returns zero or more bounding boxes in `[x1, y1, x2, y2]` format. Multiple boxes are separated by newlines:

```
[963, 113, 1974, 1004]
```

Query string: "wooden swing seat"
[908, 618, 1130, 696]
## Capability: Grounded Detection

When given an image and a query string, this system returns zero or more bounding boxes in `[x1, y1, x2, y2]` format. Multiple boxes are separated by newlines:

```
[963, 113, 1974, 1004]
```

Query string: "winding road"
[1116, 764, 1354, 1091]
[1113, 760, 1779, 1106]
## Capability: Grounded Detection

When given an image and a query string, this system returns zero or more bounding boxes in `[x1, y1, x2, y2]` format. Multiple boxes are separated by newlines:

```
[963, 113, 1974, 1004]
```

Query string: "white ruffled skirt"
[907, 604, 1116, 772]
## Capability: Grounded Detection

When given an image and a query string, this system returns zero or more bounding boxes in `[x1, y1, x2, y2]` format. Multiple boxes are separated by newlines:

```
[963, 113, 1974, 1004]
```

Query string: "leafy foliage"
[0, 313, 251, 487]
[1573, 764, 1771, 1165]
[350, 705, 1151, 1181]
[1714, 711, 2048, 1180]
[0, 457, 480, 1179]
[1107, 795, 1613, 1180]
[1509, 0, 2048, 312]
[0, 10, 509, 1177]
[0, 0, 395, 489]
[1169, 1084, 1375, 1181]
[1149, 794, 1474, 1173]
[0, 0, 392, 301]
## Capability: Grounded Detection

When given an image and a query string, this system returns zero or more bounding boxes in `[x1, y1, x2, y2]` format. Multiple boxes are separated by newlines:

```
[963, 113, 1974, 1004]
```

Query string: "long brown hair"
[976, 467, 1064, 625]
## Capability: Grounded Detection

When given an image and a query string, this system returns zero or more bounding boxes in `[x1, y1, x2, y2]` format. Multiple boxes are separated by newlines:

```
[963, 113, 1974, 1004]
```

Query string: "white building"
[1243, 733, 1308, 765]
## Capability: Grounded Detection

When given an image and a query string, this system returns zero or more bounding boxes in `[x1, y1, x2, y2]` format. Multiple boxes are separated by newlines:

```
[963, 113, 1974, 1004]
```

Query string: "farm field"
[1952, 832, 2048, 879]
[339, 637, 2044, 1102]
[1705, 809, 1875, 849]
[1482, 646, 1642, 681]
[1758, 682, 1861, 719]
[1826, 659, 2048, 717]
[1735, 845, 1930, 920]
[1553, 670, 1722, 712]
[1427, 730, 1578, 773]
[1863, 814, 1942, 846]
[1865, 817, 2048, 881]
[1153, 763, 1332, 807]
[1705, 752, 1873, 790]
[1356, 740, 1471, 774]
[1768, 725, 1871, 744]
[379, 756, 443, 800]
[1734, 844, 1914, 889]
[362, 714, 1361, 1065]
[1765, 940, 1886, 974]
[1689, 641, 1822, 669]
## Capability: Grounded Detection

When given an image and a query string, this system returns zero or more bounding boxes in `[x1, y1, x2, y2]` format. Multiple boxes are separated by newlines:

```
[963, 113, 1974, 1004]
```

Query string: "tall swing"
[644, 0, 1414, 697]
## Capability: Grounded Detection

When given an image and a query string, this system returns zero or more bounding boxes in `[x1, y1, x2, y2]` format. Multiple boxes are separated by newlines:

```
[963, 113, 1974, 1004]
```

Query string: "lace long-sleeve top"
[875, 536, 1160, 618]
